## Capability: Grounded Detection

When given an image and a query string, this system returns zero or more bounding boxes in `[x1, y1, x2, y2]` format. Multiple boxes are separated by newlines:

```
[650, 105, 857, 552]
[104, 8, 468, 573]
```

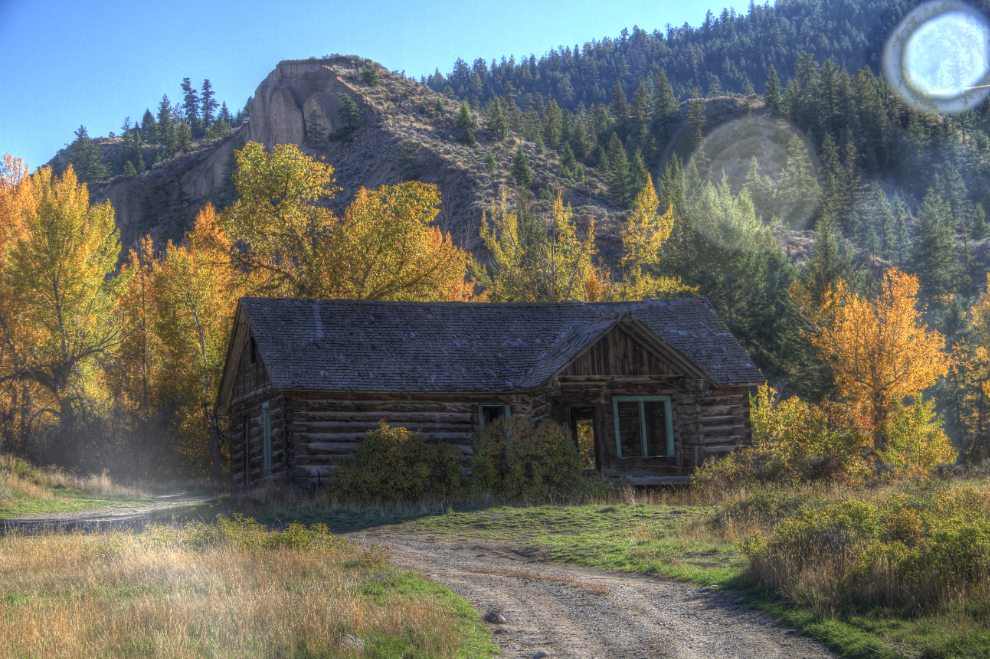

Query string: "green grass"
[157, 493, 990, 659]
[0, 486, 155, 518]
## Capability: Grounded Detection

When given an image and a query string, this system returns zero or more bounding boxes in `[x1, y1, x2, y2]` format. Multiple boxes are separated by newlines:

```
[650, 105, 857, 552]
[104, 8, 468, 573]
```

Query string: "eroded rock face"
[78, 56, 623, 258]
[247, 60, 354, 148]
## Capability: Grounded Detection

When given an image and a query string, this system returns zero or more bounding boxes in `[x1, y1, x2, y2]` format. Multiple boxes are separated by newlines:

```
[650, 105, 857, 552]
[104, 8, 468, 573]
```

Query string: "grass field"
[155, 478, 990, 659]
[0, 514, 495, 659]
[0, 454, 154, 518]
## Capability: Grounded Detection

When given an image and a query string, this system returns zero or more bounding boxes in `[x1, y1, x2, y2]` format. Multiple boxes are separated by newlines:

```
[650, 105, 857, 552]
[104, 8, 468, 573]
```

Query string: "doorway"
[568, 406, 598, 470]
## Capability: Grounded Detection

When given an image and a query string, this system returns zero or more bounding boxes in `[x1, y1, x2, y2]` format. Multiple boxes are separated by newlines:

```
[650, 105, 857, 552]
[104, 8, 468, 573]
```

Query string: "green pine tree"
[484, 151, 498, 174]
[687, 88, 707, 152]
[629, 81, 650, 138]
[141, 109, 157, 143]
[200, 79, 218, 127]
[334, 93, 362, 132]
[456, 101, 476, 144]
[485, 98, 509, 140]
[559, 142, 577, 177]
[765, 65, 783, 117]
[610, 81, 629, 138]
[973, 203, 988, 241]
[606, 132, 630, 204]
[543, 99, 563, 149]
[649, 69, 680, 164]
[181, 78, 199, 125]
[304, 101, 329, 151]
[67, 125, 109, 183]
[122, 160, 137, 179]
[628, 148, 649, 198]
[511, 144, 533, 187]
[434, 96, 445, 112]
[913, 189, 962, 299]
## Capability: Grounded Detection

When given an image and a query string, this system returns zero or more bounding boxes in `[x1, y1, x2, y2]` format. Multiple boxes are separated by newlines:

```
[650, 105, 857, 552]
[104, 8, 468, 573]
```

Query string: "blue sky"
[0, 0, 749, 170]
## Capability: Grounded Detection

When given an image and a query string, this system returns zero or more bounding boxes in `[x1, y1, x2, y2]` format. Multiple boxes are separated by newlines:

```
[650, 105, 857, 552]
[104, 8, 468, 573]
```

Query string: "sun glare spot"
[884, 1, 990, 112]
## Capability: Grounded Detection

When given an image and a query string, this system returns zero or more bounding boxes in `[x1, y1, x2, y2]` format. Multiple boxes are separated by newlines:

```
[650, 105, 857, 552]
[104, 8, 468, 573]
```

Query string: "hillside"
[52, 57, 770, 267]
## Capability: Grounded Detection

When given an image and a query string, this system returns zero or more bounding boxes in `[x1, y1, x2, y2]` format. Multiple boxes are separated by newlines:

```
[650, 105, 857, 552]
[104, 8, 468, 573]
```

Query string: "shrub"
[361, 67, 380, 86]
[332, 424, 463, 500]
[740, 481, 990, 608]
[469, 417, 581, 497]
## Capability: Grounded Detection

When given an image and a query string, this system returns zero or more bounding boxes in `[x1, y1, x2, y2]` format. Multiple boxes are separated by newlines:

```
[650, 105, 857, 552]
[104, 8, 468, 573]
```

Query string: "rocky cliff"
[77, 56, 631, 259]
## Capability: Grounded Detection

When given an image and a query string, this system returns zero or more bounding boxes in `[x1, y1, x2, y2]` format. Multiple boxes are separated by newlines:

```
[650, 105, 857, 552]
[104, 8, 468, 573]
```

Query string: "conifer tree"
[156, 95, 177, 156]
[181, 78, 199, 126]
[687, 88, 707, 152]
[628, 148, 649, 198]
[511, 144, 533, 187]
[484, 151, 498, 174]
[485, 97, 508, 140]
[559, 142, 577, 178]
[914, 189, 962, 300]
[610, 81, 629, 138]
[707, 76, 722, 98]
[973, 203, 988, 241]
[66, 126, 109, 184]
[606, 132, 630, 204]
[200, 79, 218, 127]
[334, 93, 362, 132]
[123, 160, 137, 179]
[139, 110, 156, 143]
[629, 81, 650, 138]
[456, 101, 476, 144]
[649, 69, 679, 162]
[765, 65, 783, 117]
[543, 99, 563, 149]
[304, 101, 328, 152]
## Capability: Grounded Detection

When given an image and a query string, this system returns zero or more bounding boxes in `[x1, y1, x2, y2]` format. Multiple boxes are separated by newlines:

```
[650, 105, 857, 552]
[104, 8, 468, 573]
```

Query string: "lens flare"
[884, 0, 990, 112]
[683, 115, 819, 252]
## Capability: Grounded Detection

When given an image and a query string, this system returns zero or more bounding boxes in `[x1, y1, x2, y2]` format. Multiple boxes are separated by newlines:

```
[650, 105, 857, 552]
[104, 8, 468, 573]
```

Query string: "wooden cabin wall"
[229, 330, 289, 492]
[697, 386, 752, 462]
[283, 391, 551, 487]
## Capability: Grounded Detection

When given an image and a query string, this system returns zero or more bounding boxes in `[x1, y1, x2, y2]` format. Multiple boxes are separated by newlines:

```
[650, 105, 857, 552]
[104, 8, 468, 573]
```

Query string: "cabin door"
[568, 406, 601, 471]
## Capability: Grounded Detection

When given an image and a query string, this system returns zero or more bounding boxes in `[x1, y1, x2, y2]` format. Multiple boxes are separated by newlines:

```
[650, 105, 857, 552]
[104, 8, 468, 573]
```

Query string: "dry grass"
[468, 564, 611, 596]
[0, 521, 487, 658]
[0, 453, 147, 503]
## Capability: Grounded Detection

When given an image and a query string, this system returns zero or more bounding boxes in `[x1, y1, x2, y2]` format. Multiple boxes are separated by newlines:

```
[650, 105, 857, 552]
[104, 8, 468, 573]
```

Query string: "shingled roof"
[216, 298, 764, 411]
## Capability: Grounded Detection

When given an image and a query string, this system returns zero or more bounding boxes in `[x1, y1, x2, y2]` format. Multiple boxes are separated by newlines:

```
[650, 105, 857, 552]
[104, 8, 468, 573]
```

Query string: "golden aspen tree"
[1, 165, 124, 433]
[478, 189, 597, 302]
[319, 182, 477, 301]
[614, 176, 693, 300]
[809, 268, 954, 460]
[150, 204, 244, 474]
[217, 142, 476, 301]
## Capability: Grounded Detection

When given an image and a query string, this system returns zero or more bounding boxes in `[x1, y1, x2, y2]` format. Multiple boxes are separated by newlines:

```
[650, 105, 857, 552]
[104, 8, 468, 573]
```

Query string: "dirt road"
[365, 534, 837, 659]
[0, 494, 212, 533]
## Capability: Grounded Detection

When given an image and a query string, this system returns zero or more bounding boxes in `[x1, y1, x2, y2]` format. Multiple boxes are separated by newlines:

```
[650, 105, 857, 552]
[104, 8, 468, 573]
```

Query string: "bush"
[469, 417, 581, 497]
[740, 481, 990, 608]
[361, 67, 380, 86]
[333, 424, 463, 500]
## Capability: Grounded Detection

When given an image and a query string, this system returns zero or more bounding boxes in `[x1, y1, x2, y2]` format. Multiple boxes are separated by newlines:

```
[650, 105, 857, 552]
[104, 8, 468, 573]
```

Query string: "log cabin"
[214, 298, 765, 491]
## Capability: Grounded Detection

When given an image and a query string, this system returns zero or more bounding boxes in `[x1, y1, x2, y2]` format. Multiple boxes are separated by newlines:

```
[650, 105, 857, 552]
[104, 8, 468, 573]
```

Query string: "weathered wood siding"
[546, 327, 752, 483]
[282, 392, 551, 487]
[229, 330, 288, 492]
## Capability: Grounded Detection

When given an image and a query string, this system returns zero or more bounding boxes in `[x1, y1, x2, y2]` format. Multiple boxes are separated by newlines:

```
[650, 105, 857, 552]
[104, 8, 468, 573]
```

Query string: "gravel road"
[0, 494, 212, 533]
[359, 533, 837, 659]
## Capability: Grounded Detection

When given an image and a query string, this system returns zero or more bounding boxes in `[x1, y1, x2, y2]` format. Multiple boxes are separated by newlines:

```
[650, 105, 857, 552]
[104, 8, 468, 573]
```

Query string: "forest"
[6, 0, 990, 481]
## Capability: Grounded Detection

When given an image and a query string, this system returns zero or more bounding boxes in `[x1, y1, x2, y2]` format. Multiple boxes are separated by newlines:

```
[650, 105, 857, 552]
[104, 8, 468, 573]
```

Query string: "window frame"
[612, 396, 674, 458]
[262, 401, 272, 471]
[478, 404, 511, 430]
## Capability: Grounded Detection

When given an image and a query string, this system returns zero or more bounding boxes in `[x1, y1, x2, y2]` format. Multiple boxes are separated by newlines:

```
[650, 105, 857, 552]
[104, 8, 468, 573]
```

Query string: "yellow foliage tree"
[613, 176, 693, 301]
[802, 267, 954, 460]
[478, 189, 598, 302]
[217, 142, 476, 301]
[0, 165, 124, 432]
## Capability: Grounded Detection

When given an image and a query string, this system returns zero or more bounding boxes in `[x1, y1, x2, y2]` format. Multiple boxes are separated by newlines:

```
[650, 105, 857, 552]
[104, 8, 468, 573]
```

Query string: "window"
[612, 396, 674, 458]
[478, 405, 511, 429]
[262, 402, 272, 471]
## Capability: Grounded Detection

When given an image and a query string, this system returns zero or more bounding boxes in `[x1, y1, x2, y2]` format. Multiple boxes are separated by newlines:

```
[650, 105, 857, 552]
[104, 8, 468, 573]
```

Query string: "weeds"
[0, 515, 494, 658]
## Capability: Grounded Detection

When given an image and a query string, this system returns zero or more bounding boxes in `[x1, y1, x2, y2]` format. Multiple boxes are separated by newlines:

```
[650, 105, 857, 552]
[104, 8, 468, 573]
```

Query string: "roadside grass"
[183, 476, 990, 659]
[0, 514, 495, 659]
[0, 454, 153, 518]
